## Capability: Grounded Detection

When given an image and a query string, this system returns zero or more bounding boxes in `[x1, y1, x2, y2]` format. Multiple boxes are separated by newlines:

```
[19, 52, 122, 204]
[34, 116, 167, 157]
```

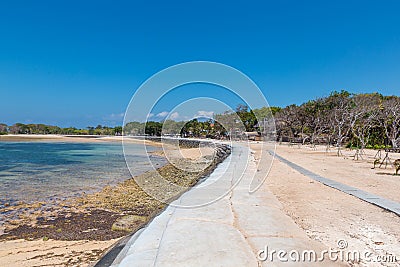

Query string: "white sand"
[0, 238, 119, 267]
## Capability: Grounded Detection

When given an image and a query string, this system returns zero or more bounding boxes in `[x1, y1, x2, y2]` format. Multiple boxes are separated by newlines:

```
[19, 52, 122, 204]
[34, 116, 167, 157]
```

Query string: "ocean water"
[0, 141, 165, 206]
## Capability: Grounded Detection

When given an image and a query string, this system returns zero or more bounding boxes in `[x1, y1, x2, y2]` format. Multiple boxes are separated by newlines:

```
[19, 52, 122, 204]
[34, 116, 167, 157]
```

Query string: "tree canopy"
[2, 91, 399, 148]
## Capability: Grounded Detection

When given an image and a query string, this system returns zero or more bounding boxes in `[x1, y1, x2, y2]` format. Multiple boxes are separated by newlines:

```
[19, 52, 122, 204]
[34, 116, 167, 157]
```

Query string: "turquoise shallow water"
[0, 141, 165, 206]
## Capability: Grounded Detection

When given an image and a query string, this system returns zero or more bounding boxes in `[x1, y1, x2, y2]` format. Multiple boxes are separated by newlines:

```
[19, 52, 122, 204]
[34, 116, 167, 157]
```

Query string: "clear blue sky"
[0, 0, 399, 128]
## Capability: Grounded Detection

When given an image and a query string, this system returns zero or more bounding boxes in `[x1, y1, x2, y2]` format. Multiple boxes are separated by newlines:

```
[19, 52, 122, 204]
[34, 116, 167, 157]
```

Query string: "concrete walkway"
[111, 145, 342, 266]
[273, 152, 400, 216]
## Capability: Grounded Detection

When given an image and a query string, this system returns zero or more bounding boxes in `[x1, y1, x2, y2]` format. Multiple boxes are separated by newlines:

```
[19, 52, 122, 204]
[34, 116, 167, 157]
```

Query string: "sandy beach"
[0, 136, 229, 266]
[0, 239, 119, 267]
[1, 138, 400, 266]
[0, 134, 162, 146]
[251, 143, 400, 266]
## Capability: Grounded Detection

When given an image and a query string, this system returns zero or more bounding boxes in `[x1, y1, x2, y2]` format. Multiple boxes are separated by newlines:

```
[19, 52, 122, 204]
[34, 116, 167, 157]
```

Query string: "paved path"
[111, 145, 342, 267]
[273, 152, 400, 216]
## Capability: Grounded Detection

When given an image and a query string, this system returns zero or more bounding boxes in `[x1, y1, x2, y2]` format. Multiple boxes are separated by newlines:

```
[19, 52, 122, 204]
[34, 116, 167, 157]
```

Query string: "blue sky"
[0, 0, 399, 127]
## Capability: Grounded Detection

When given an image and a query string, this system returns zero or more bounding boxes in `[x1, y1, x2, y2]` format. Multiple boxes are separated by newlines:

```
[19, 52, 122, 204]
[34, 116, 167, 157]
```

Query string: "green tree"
[0, 123, 8, 135]
[145, 121, 162, 136]
[114, 126, 123, 135]
[87, 126, 95, 135]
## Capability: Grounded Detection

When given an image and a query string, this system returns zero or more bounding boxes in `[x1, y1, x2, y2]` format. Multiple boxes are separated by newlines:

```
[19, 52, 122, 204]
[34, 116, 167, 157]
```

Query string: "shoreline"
[0, 135, 165, 210]
[0, 134, 161, 146]
[0, 138, 231, 267]
[2, 140, 400, 266]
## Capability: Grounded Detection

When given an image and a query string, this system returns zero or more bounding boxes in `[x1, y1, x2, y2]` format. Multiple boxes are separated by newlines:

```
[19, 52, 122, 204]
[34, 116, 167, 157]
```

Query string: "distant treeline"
[0, 123, 123, 136]
[123, 105, 281, 138]
[125, 90, 400, 149]
[2, 91, 399, 149]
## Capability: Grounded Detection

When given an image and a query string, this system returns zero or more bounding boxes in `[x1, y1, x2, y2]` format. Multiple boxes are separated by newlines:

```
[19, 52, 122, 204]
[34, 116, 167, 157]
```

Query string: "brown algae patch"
[0, 144, 231, 242]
